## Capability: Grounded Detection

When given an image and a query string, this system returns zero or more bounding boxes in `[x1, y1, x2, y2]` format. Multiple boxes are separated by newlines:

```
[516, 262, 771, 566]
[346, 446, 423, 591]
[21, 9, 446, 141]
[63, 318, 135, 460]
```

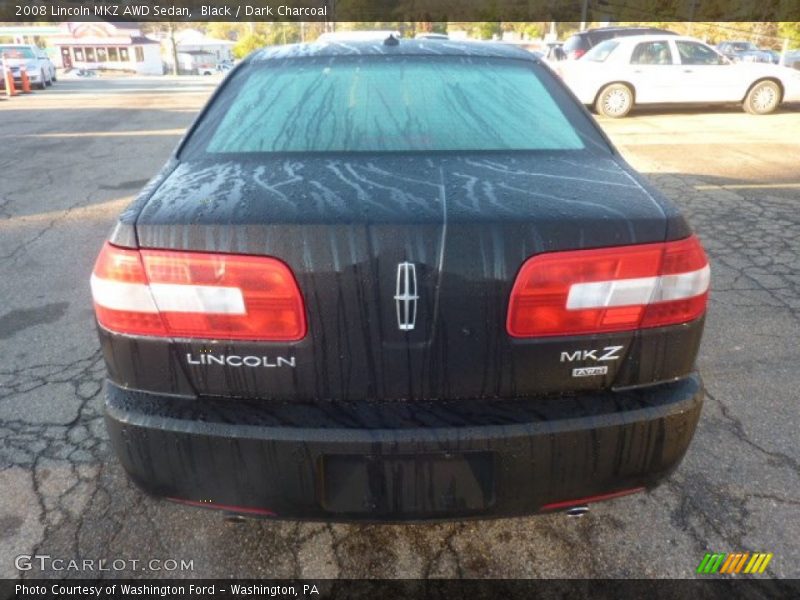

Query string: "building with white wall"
[175, 29, 234, 63]
[49, 22, 162, 75]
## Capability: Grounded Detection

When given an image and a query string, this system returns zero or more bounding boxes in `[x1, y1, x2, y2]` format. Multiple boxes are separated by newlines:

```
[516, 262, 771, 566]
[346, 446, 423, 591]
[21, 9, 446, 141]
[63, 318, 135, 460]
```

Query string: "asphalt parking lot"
[1, 77, 799, 579]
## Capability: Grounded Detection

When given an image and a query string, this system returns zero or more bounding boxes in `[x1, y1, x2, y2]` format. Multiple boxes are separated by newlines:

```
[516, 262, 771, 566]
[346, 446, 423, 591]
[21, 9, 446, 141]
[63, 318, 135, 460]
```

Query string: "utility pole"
[326, 0, 336, 33]
[548, 21, 557, 42]
[168, 22, 179, 76]
[580, 0, 589, 31]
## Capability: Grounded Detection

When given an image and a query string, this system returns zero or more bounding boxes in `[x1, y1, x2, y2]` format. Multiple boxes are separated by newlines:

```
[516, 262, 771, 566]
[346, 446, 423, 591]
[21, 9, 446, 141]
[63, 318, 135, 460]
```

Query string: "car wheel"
[595, 83, 634, 118]
[36, 71, 46, 90]
[743, 80, 781, 115]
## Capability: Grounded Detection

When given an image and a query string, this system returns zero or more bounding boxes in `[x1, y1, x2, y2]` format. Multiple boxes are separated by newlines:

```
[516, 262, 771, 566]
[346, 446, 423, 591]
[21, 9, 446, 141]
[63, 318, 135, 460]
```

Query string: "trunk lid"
[129, 152, 694, 401]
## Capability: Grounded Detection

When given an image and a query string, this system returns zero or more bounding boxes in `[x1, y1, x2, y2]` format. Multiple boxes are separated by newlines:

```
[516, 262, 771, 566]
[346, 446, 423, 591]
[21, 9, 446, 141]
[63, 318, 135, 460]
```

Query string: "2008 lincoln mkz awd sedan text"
[91, 38, 710, 521]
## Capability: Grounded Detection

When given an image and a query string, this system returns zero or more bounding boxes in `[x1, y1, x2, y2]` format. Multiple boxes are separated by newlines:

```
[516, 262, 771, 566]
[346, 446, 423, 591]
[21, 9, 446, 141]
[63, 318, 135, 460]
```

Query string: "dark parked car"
[783, 50, 800, 70]
[92, 39, 709, 522]
[762, 49, 781, 65]
[543, 41, 565, 61]
[561, 26, 678, 60]
[716, 41, 774, 64]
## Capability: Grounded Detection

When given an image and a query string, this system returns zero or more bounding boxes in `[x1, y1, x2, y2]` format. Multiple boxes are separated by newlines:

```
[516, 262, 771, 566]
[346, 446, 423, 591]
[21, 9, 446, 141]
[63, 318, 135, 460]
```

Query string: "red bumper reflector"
[91, 242, 307, 341]
[507, 236, 709, 337]
[541, 486, 646, 511]
[166, 497, 277, 517]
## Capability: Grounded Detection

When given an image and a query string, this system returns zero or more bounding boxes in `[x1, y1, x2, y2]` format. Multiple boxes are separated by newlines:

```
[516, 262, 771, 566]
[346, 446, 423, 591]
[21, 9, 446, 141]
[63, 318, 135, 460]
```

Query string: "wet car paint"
[97, 40, 706, 520]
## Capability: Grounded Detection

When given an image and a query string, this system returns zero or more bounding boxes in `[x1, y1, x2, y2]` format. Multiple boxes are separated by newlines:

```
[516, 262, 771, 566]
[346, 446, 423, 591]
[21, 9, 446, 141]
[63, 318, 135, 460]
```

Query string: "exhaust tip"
[565, 505, 590, 518]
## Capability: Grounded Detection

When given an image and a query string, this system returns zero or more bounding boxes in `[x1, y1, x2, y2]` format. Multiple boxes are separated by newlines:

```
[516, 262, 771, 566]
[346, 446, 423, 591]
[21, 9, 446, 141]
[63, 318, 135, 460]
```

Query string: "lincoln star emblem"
[394, 262, 418, 331]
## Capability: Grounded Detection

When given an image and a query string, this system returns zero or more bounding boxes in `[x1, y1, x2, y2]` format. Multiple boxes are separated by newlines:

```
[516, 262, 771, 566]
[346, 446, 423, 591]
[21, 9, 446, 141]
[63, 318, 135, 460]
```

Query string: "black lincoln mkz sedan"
[92, 38, 709, 521]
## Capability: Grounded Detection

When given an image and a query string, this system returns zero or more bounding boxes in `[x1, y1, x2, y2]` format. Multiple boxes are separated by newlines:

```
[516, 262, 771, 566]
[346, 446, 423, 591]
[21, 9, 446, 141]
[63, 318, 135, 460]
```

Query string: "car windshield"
[584, 40, 619, 62]
[731, 42, 757, 51]
[0, 46, 36, 59]
[182, 56, 597, 155]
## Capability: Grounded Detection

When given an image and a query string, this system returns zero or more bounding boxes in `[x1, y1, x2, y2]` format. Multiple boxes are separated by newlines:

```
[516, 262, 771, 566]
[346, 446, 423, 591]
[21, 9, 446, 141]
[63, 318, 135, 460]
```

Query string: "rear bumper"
[782, 79, 800, 103]
[106, 375, 703, 522]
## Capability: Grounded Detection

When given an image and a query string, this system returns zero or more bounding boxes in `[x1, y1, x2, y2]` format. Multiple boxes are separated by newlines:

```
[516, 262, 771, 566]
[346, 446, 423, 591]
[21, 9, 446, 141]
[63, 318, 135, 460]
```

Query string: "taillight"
[507, 236, 709, 338]
[166, 497, 276, 517]
[571, 48, 586, 59]
[541, 486, 646, 511]
[91, 242, 306, 341]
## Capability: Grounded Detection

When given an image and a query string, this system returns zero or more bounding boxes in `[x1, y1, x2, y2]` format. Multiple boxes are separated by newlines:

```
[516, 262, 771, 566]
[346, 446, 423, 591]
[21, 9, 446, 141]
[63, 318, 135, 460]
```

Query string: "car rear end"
[562, 32, 593, 60]
[93, 41, 708, 521]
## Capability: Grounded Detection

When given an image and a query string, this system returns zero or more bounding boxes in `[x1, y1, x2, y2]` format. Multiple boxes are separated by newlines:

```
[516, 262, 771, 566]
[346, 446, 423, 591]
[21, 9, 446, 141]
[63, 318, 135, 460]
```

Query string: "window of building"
[120, 48, 129, 62]
[97, 47, 107, 62]
[108, 47, 118, 61]
[85, 47, 96, 62]
[73, 47, 84, 61]
[135, 47, 144, 62]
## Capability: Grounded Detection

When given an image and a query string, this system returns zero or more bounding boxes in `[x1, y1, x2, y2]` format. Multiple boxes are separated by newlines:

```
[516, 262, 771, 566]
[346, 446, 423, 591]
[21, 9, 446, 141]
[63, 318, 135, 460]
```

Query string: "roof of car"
[249, 39, 537, 63]
[601, 34, 704, 45]
[579, 26, 675, 35]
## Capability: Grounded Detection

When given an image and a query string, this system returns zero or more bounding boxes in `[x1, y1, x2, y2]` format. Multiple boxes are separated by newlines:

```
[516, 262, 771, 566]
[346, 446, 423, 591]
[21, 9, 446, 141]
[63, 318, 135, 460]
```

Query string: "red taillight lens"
[541, 486, 646, 511]
[166, 497, 276, 517]
[572, 48, 586, 59]
[507, 236, 709, 338]
[91, 243, 306, 341]
[91, 244, 167, 336]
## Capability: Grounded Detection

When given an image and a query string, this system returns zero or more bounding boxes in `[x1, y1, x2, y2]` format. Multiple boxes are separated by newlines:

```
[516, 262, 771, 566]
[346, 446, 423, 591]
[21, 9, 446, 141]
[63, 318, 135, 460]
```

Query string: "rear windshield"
[584, 40, 619, 62]
[182, 56, 603, 156]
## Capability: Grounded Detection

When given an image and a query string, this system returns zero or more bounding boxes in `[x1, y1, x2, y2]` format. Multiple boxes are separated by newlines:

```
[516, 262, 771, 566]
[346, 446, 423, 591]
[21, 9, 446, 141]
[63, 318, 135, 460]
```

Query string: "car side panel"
[672, 40, 747, 102]
[625, 41, 682, 104]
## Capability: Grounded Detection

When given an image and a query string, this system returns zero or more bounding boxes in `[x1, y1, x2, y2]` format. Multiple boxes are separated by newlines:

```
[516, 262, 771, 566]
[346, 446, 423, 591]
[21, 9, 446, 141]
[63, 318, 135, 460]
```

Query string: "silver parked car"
[36, 48, 57, 83]
[0, 44, 54, 89]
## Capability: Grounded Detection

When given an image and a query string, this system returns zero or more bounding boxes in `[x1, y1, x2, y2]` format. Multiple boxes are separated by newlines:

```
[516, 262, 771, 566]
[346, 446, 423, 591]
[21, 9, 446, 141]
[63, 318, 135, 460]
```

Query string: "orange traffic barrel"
[20, 68, 31, 93]
[4, 66, 17, 97]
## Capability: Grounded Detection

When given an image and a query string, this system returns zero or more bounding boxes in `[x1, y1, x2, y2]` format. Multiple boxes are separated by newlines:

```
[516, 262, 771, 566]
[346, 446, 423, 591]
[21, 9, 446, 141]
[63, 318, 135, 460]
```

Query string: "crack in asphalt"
[705, 390, 800, 476]
[642, 173, 800, 576]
